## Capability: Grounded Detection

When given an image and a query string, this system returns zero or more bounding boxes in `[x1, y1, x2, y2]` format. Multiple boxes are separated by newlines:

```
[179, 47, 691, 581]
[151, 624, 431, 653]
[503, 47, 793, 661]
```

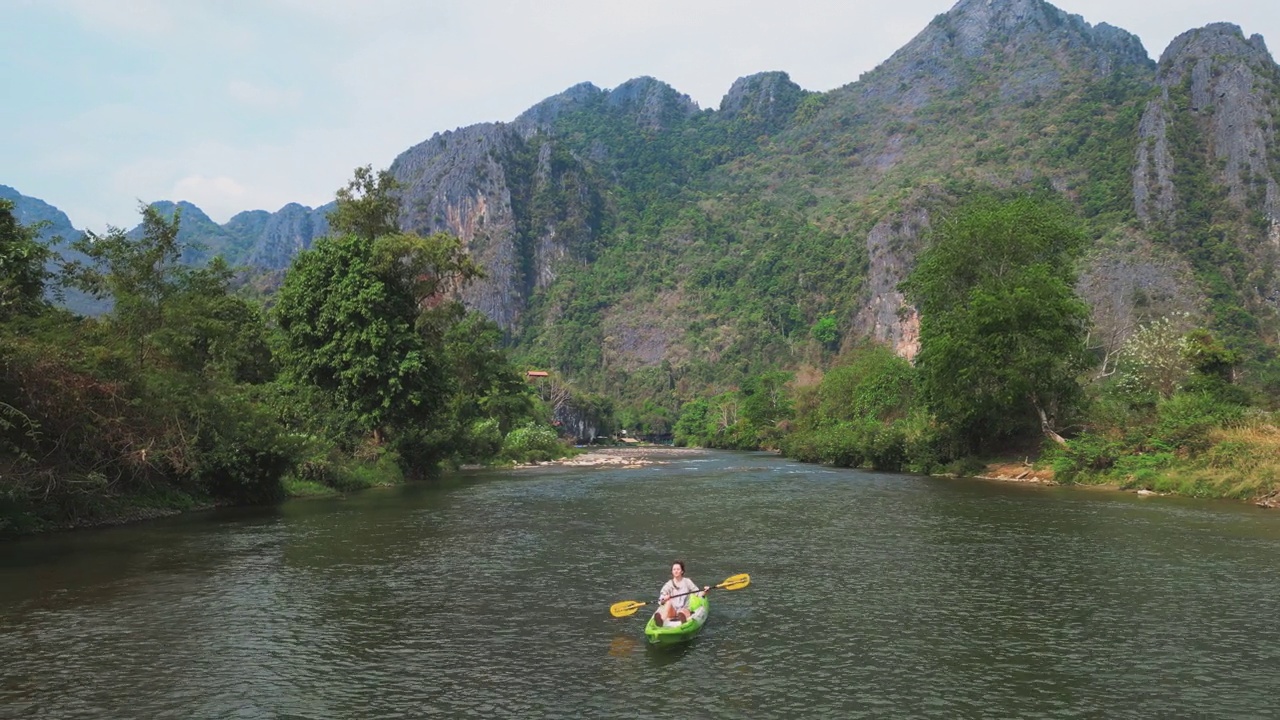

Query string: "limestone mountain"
[1131, 23, 1280, 348]
[0, 184, 78, 242]
[383, 77, 700, 329]
[0, 185, 334, 312]
[7, 0, 1278, 416]
[138, 200, 333, 273]
[375, 0, 1276, 405]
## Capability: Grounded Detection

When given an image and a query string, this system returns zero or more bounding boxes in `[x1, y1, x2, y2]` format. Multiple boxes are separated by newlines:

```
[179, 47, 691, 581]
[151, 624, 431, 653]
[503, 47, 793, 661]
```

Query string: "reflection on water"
[607, 634, 640, 658]
[645, 639, 698, 668]
[2, 450, 1279, 718]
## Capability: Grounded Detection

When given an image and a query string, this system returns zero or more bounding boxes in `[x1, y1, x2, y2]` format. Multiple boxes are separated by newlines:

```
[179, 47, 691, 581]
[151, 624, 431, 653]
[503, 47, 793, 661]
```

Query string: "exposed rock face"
[602, 76, 700, 130]
[850, 206, 932, 361]
[1131, 23, 1280, 313]
[513, 82, 605, 136]
[1077, 235, 1205, 370]
[243, 203, 331, 269]
[386, 78, 699, 331]
[718, 72, 805, 132]
[936, 0, 1148, 73]
[554, 401, 601, 444]
[1138, 24, 1280, 227]
[389, 119, 606, 330]
[1133, 91, 1177, 224]
[517, 77, 699, 136]
[855, 0, 1150, 111]
[391, 123, 527, 329]
[144, 200, 330, 272]
[1165, 25, 1279, 219]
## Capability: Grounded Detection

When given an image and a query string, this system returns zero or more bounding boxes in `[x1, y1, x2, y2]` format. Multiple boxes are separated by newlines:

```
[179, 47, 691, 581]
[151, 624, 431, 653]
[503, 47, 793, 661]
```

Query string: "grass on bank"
[282, 445, 407, 499]
[1051, 411, 1280, 500]
[282, 422, 582, 499]
[1106, 423, 1280, 499]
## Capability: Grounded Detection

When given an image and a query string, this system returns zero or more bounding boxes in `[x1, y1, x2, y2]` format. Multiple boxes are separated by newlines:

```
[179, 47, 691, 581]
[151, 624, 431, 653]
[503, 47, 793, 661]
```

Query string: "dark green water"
[2, 450, 1278, 718]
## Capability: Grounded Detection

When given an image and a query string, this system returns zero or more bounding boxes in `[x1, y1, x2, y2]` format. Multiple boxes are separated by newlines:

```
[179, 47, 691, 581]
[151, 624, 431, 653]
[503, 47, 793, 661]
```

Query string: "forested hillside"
[9, 0, 1276, 422]
[371, 0, 1279, 431]
[4, 0, 1280, 518]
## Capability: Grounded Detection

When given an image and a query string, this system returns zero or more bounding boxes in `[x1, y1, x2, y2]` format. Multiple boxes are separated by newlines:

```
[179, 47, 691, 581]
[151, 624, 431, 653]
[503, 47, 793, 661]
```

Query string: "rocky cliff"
[387, 122, 605, 330]
[1132, 23, 1280, 321]
[383, 77, 699, 330]
[7, 0, 1279, 392]
[1136, 25, 1280, 227]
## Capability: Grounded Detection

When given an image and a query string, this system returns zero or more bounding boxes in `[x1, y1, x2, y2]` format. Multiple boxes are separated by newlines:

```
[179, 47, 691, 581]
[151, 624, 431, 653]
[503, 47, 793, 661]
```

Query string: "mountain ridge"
[6, 0, 1278, 404]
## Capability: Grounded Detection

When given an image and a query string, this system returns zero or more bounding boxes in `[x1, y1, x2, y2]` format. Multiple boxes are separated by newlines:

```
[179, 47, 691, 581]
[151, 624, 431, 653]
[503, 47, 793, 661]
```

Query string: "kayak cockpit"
[643, 592, 708, 644]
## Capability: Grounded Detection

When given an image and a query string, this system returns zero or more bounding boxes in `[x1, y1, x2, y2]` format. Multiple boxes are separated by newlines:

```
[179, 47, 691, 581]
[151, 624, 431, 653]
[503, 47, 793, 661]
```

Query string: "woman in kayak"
[653, 560, 709, 625]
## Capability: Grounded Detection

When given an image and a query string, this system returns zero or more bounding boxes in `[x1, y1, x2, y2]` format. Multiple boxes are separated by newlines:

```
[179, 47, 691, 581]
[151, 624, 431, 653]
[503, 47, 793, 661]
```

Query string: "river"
[2, 450, 1278, 718]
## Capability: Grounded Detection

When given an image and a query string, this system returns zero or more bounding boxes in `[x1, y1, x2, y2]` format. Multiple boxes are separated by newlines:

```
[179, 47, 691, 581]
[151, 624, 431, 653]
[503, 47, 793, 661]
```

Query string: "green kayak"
[643, 592, 708, 645]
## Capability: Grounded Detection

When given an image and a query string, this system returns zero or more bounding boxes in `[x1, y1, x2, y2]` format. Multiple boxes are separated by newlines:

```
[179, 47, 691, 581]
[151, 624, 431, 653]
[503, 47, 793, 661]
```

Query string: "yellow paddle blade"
[718, 573, 751, 591]
[609, 599, 647, 618]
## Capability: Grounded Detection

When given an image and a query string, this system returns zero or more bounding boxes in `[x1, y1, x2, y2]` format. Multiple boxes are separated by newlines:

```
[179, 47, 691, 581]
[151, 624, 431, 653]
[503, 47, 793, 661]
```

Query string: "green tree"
[329, 165, 401, 241]
[65, 203, 184, 369]
[438, 312, 537, 461]
[445, 312, 532, 433]
[673, 398, 713, 446]
[274, 233, 437, 442]
[812, 345, 915, 425]
[273, 168, 481, 447]
[810, 316, 839, 349]
[739, 370, 795, 444]
[0, 199, 50, 319]
[903, 195, 1090, 449]
[154, 257, 275, 384]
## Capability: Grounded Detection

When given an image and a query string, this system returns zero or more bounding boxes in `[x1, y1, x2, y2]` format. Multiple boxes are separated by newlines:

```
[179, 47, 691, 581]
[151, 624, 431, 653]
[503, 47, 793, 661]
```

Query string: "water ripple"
[2, 453, 1279, 718]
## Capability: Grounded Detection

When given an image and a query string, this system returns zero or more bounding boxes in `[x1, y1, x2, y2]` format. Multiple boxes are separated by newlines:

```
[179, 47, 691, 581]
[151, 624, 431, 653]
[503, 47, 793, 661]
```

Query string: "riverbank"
[0, 488, 218, 538]
[974, 462, 1056, 484]
[9, 440, 1271, 541]
[524, 446, 1277, 510]
[972, 450, 1274, 507]
[516, 445, 705, 469]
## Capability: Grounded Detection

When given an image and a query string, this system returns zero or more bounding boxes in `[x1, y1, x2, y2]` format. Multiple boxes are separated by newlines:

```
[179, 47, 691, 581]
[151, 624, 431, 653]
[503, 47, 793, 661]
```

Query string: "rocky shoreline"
[517, 445, 706, 469]
[519, 449, 1275, 509]
[973, 461, 1056, 484]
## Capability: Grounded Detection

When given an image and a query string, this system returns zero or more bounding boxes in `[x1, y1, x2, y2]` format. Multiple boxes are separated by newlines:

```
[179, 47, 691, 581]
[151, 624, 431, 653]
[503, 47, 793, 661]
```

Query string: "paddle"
[609, 573, 751, 618]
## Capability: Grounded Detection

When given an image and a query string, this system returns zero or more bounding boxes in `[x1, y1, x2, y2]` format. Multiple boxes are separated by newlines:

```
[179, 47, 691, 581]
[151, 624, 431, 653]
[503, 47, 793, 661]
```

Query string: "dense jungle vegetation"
[488, 41, 1280, 503]
[6, 15, 1280, 527]
[0, 171, 574, 535]
[672, 196, 1280, 503]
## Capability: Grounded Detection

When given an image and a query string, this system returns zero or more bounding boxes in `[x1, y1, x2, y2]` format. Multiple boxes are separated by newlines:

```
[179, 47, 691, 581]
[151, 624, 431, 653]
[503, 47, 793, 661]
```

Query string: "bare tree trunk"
[1031, 398, 1067, 446]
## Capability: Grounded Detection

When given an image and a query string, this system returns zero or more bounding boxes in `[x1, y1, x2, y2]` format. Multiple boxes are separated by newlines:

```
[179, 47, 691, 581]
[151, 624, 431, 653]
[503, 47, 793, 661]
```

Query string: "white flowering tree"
[1114, 313, 1195, 398]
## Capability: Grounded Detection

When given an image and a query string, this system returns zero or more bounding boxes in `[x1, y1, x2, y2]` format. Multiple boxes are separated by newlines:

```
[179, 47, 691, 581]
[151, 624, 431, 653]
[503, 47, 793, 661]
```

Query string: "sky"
[2, 0, 1277, 230]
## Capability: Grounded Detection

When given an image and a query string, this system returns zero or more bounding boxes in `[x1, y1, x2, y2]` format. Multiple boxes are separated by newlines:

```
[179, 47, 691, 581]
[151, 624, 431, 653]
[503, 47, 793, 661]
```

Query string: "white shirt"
[659, 577, 699, 610]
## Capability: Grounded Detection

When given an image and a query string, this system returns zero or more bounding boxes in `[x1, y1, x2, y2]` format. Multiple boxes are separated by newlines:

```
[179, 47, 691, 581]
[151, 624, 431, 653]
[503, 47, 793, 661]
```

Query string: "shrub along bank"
[0, 171, 576, 537]
[672, 196, 1280, 505]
